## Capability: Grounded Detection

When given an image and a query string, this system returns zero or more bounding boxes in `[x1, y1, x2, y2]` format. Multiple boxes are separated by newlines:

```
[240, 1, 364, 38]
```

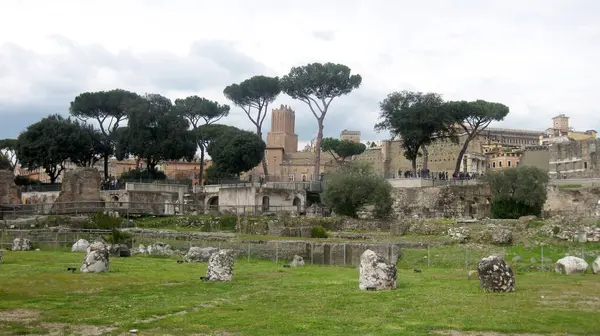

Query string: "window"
[492, 162, 496, 168]
[301, 174, 307, 182]
[499, 162, 502, 167]
[508, 161, 511, 167]
[584, 162, 588, 169]
[288, 174, 295, 182]
[516, 161, 519, 166]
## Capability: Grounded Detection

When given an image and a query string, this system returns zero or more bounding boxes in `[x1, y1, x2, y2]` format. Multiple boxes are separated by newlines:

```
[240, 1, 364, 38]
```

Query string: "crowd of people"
[396, 169, 482, 180]
[100, 178, 124, 191]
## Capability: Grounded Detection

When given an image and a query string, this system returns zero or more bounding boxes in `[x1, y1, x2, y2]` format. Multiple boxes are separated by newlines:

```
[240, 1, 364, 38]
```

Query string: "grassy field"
[1, 249, 599, 336]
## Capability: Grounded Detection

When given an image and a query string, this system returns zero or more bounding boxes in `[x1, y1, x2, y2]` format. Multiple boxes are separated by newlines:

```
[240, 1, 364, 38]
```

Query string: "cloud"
[0, 36, 271, 138]
[312, 30, 336, 42]
[2, 0, 600, 144]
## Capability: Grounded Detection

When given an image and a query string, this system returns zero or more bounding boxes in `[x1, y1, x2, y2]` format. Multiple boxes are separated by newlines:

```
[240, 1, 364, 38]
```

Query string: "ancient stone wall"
[548, 139, 600, 178]
[51, 168, 103, 214]
[391, 185, 492, 219]
[0, 170, 20, 205]
[543, 185, 600, 218]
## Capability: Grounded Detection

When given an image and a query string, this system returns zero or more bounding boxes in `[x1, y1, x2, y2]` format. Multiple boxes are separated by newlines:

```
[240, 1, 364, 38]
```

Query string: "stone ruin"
[0, 169, 20, 206]
[477, 256, 515, 292]
[555, 256, 588, 275]
[72, 239, 90, 252]
[205, 249, 234, 281]
[12, 238, 32, 251]
[51, 168, 104, 215]
[80, 241, 110, 273]
[184, 246, 218, 263]
[290, 255, 305, 267]
[359, 249, 397, 291]
[135, 242, 176, 256]
[108, 244, 131, 257]
[593, 256, 600, 274]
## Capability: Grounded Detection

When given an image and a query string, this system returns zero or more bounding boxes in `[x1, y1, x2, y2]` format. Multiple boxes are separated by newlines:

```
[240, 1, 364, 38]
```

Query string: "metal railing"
[0, 201, 329, 219]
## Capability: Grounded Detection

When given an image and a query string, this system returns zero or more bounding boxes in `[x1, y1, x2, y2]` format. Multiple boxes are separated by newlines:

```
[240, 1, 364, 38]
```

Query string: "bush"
[321, 162, 393, 219]
[491, 199, 542, 219]
[86, 211, 123, 230]
[110, 229, 133, 246]
[311, 225, 328, 238]
[484, 166, 549, 219]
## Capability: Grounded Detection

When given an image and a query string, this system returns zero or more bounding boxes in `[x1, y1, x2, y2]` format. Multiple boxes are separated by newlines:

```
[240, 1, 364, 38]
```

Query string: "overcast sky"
[1, 0, 599, 148]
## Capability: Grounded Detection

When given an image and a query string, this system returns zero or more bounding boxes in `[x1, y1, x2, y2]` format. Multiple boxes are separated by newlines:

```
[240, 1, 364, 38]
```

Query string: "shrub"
[491, 199, 542, 219]
[321, 162, 393, 219]
[86, 211, 123, 230]
[311, 225, 328, 238]
[218, 216, 237, 231]
[110, 229, 133, 246]
[484, 166, 549, 219]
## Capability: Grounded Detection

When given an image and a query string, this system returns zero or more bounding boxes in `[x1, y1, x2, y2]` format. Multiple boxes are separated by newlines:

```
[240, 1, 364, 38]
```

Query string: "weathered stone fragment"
[555, 256, 588, 275]
[359, 249, 397, 291]
[80, 241, 109, 273]
[205, 249, 235, 281]
[477, 256, 515, 292]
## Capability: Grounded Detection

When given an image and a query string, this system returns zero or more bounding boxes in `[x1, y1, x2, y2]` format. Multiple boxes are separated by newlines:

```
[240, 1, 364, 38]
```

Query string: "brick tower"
[266, 105, 298, 153]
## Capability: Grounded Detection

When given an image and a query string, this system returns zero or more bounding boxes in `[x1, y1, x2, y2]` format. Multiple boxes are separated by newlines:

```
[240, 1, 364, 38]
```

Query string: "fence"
[0, 228, 112, 250]
[402, 241, 599, 272]
[3, 228, 597, 271]
[0, 201, 329, 220]
[0, 228, 399, 266]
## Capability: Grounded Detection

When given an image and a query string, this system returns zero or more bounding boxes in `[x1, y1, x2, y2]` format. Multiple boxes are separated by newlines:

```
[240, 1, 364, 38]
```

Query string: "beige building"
[340, 130, 361, 143]
[540, 114, 597, 144]
[355, 127, 541, 177]
[484, 144, 522, 170]
[245, 105, 337, 182]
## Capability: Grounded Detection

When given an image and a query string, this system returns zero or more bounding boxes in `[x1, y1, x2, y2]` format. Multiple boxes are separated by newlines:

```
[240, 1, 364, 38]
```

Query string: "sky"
[1, 0, 599, 149]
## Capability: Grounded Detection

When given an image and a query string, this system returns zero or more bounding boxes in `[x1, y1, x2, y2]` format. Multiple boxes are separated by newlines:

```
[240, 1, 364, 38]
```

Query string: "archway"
[293, 197, 302, 213]
[262, 196, 270, 212]
[207, 196, 219, 210]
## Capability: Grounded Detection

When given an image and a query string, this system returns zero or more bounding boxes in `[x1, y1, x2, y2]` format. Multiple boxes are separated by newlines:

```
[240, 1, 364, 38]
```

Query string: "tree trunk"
[103, 155, 109, 179]
[313, 121, 324, 179]
[198, 144, 206, 186]
[422, 145, 429, 171]
[453, 137, 472, 177]
[411, 159, 417, 176]
[257, 128, 269, 178]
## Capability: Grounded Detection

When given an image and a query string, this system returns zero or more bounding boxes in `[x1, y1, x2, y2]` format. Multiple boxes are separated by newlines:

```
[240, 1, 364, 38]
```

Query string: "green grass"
[558, 184, 583, 189]
[1, 250, 599, 336]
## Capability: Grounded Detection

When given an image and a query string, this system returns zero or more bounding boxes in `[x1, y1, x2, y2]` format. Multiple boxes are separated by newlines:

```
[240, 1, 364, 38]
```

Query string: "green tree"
[321, 138, 366, 164]
[204, 165, 238, 185]
[174, 96, 230, 185]
[322, 162, 393, 219]
[0, 153, 10, 170]
[69, 89, 140, 179]
[70, 120, 106, 167]
[116, 94, 197, 173]
[223, 76, 281, 177]
[16, 115, 80, 183]
[280, 63, 362, 178]
[445, 100, 509, 176]
[483, 165, 549, 219]
[207, 127, 266, 176]
[375, 91, 456, 174]
[0, 138, 19, 171]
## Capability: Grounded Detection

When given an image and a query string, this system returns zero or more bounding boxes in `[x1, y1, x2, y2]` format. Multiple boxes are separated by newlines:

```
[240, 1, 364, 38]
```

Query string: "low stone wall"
[187, 240, 401, 266]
